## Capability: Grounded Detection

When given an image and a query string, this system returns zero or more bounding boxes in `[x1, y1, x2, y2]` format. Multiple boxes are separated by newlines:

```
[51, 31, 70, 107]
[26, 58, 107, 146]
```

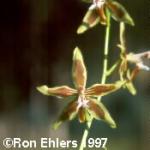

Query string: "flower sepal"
[87, 98, 116, 128]
[37, 85, 77, 98]
[107, 1, 135, 26]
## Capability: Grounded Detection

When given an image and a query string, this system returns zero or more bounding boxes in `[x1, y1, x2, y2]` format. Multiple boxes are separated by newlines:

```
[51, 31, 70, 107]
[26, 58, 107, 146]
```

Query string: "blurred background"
[0, 0, 150, 149]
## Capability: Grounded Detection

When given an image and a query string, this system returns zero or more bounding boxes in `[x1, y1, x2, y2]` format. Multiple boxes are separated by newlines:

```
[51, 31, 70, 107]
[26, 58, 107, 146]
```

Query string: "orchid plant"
[37, 0, 150, 150]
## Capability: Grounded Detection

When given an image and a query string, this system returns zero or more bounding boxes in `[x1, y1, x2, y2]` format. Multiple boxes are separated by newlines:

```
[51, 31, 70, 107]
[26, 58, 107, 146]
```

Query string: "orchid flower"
[37, 47, 123, 129]
[119, 50, 150, 95]
[77, 0, 134, 34]
[127, 51, 150, 71]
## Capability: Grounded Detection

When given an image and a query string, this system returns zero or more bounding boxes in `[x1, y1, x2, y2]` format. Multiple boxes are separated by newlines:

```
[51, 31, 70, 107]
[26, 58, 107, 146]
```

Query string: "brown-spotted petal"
[78, 107, 86, 123]
[37, 85, 77, 98]
[77, 9, 99, 34]
[107, 1, 134, 26]
[78, 107, 92, 123]
[53, 100, 78, 129]
[97, 6, 107, 25]
[87, 98, 116, 128]
[86, 81, 124, 97]
[72, 47, 87, 90]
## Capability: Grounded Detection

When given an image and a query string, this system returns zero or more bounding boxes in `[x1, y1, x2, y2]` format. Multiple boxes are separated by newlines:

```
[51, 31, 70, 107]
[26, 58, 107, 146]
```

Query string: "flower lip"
[77, 96, 89, 110]
[127, 51, 150, 71]
[137, 63, 150, 71]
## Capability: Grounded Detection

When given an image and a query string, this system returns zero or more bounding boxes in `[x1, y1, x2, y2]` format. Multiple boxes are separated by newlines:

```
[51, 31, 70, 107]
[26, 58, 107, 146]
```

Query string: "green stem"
[79, 10, 111, 150]
[119, 22, 126, 81]
[119, 22, 126, 53]
[101, 10, 111, 84]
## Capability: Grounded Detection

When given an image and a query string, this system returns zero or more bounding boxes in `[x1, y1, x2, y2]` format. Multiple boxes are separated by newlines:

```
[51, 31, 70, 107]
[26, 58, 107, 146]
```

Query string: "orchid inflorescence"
[37, 0, 150, 130]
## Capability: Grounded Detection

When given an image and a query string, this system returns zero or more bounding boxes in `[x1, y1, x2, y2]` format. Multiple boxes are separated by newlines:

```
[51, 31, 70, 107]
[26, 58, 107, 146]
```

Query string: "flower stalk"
[79, 9, 111, 150]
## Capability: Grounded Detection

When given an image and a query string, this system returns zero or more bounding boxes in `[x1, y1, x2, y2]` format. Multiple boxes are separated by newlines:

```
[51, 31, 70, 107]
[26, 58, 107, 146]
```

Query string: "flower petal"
[127, 51, 150, 71]
[72, 47, 87, 91]
[37, 85, 77, 98]
[89, 4, 97, 10]
[126, 81, 137, 95]
[137, 63, 150, 71]
[53, 100, 78, 129]
[78, 107, 92, 123]
[127, 51, 150, 64]
[78, 107, 86, 123]
[107, 1, 134, 26]
[77, 9, 99, 34]
[129, 68, 139, 80]
[97, 7, 107, 25]
[86, 81, 123, 96]
[87, 98, 116, 128]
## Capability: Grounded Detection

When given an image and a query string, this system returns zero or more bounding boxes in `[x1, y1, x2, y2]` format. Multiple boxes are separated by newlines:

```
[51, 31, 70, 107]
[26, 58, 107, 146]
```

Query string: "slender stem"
[101, 10, 111, 84]
[79, 10, 111, 150]
[119, 22, 126, 81]
[119, 22, 126, 53]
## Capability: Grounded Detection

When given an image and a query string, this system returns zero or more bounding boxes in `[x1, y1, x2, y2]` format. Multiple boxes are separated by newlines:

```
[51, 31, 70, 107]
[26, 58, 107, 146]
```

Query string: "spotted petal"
[78, 107, 86, 123]
[72, 47, 87, 91]
[37, 85, 77, 98]
[86, 81, 123, 96]
[87, 98, 116, 128]
[77, 9, 99, 34]
[53, 100, 78, 129]
[78, 107, 92, 123]
[97, 6, 107, 25]
[107, 1, 134, 26]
